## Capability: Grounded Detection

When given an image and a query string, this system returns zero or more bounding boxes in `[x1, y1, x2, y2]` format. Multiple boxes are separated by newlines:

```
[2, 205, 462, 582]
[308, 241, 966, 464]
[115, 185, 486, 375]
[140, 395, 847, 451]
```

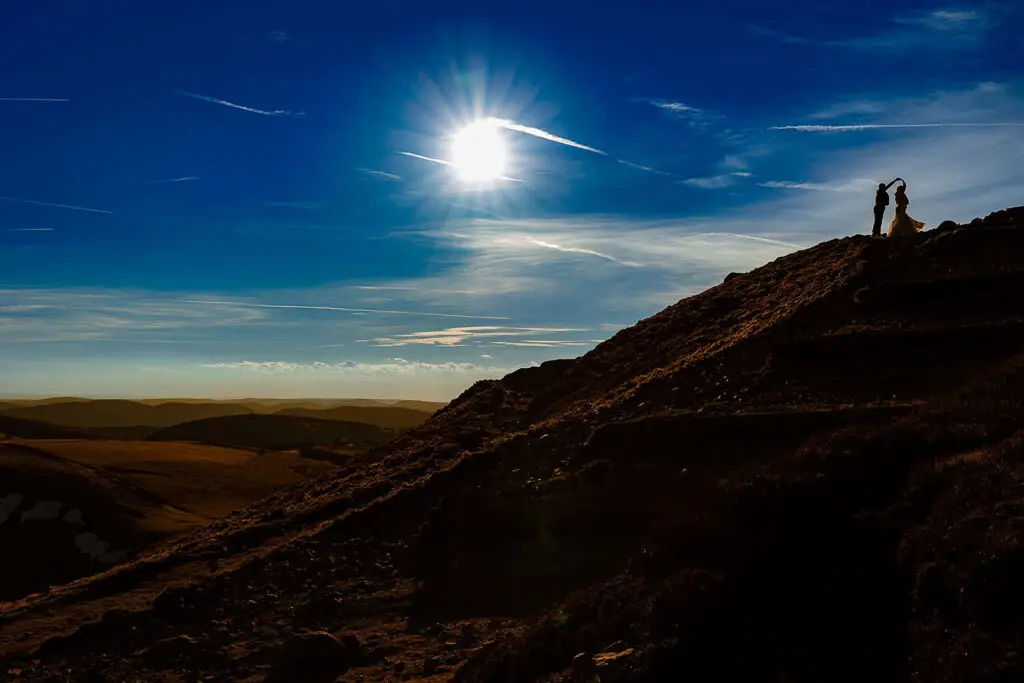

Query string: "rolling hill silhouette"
[0, 400, 254, 429]
[2, 208, 1023, 682]
[0, 416, 95, 440]
[147, 413, 395, 451]
[0, 440, 336, 603]
[273, 404, 437, 429]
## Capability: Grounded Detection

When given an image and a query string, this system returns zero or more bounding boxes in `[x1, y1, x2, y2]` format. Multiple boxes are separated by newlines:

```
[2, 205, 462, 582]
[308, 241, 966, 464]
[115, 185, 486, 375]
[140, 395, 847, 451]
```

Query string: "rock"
[266, 631, 350, 683]
[459, 622, 477, 645]
[724, 271, 744, 283]
[137, 634, 198, 667]
[594, 647, 635, 665]
[936, 220, 959, 231]
[569, 652, 599, 681]
[341, 633, 362, 661]
[423, 656, 442, 675]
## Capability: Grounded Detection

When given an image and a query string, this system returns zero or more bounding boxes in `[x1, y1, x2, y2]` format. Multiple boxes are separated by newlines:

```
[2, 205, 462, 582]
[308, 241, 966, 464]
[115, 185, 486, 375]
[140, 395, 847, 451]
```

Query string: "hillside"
[0, 400, 253, 429]
[1, 207, 1023, 682]
[0, 416, 95, 440]
[147, 413, 396, 450]
[391, 400, 447, 413]
[0, 439, 335, 602]
[274, 404, 437, 429]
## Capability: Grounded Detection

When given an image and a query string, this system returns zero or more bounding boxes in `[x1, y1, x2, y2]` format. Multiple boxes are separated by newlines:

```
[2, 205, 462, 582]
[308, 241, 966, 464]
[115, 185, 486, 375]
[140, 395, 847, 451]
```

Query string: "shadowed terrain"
[2, 207, 1023, 682]
[0, 439, 336, 604]
[147, 414, 397, 451]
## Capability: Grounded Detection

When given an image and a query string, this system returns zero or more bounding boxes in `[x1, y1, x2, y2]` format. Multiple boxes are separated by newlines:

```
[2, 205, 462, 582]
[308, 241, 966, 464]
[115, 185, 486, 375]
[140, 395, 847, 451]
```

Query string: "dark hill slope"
[147, 414, 395, 450]
[0, 400, 253, 429]
[2, 208, 1023, 683]
[274, 405, 435, 429]
[0, 416, 95, 440]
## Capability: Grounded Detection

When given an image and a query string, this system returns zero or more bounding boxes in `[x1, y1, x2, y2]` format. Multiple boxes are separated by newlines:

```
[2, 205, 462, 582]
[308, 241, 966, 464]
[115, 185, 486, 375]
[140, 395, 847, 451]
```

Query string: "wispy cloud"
[489, 340, 595, 348]
[145, 176, 199, 184]
[772, 122, 1024, 132]
[746, 24, 810, 44]
[180, 299, 512, 320]
[265, 201, 326, 210]
[892, 8, 990, 32]
[0, 197, 112, 214]
[267, 29, 290, 43]
[528, 239, 642, 266]
[752, 7, 999, 52]
[175, 90, 304, 117]
[203, 358, 522, 375]
[617, 159, 675, 176]
[365, 325, 587, 347]
[642, 99, 721, 129]
[758, 179, 875, 192]
[678, 175, 737, 189]
[0, 97, 70, 102]
[488, 118, 606, 155]
[0, 290, 267, 343]
[398, 151, 522, 182]
[649, 100, 705, 118]
[5, 228, 55, 232]
[356, 168, 402, 181]
[400, 151, 450, 166]
[832, 7, 997, 51]
[352, 285, 485, 295]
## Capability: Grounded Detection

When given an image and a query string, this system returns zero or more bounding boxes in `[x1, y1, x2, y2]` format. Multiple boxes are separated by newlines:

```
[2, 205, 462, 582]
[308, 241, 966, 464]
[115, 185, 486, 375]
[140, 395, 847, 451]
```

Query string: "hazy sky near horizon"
[2, 1, 1023, 400]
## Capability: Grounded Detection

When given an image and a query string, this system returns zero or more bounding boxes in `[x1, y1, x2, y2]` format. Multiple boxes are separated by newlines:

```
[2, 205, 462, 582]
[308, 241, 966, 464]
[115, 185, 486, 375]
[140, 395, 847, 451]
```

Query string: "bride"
[888, 179, 926, 237]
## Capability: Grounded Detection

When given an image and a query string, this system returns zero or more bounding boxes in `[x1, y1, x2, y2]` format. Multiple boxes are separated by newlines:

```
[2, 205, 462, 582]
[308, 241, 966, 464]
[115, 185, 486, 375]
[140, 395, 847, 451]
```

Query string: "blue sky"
[1, 0, 1022, 400]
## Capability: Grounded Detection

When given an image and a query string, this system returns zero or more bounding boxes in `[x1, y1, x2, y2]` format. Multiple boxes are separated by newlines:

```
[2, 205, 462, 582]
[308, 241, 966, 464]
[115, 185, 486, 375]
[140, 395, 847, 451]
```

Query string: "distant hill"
[0, 439, 333, 601]
[390, 399, 446, 412]
[0, 416, 95, 440]
[82, 425, 161, 440]
[0, 399, 253, 429]
[147, 413, 394, 450]
[274, 404, 435, 429]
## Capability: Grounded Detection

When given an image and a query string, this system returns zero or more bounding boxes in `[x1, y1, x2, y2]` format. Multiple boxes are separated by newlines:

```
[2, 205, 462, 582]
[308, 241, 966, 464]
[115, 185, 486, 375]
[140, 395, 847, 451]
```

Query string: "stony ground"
[2, 207, 1023, 682]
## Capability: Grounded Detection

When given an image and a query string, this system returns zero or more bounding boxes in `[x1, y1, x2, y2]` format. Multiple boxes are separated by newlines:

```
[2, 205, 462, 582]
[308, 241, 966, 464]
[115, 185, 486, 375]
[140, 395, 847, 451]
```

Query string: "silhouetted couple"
[873, 178, 925, 238]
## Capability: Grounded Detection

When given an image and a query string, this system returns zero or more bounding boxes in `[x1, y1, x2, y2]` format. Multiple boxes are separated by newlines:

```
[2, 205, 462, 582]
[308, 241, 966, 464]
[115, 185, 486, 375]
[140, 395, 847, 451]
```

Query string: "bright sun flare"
[451, 119, 507, 183]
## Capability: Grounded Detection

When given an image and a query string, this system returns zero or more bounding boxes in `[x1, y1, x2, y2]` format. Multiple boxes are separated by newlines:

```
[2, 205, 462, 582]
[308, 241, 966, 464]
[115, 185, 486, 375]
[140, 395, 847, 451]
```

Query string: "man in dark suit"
[873, 178, 901, 237]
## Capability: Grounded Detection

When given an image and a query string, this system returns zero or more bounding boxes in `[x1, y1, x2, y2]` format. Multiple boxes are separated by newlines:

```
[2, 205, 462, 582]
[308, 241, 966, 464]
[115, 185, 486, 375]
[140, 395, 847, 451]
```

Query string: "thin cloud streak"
[175, 90, 303, 117]
[145, 177, 199, 184]
[488, 118, 607, 155]
[773, 122, 1024, 132]
[0, 97, 70, 102]
[181, 299, 512, 320]
[528, 239, 642, 266]
[399, 151, 451, 166]
[398, 151, 522, 182]
[356, 168, 402, 181]
[617, 159, 675, 176]
[0, 197, 113, 214]
[6, 228, 55, 232]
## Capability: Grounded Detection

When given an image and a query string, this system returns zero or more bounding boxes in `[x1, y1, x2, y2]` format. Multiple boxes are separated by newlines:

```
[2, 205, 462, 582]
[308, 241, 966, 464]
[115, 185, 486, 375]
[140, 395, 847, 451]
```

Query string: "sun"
[450, 119, 507, 183]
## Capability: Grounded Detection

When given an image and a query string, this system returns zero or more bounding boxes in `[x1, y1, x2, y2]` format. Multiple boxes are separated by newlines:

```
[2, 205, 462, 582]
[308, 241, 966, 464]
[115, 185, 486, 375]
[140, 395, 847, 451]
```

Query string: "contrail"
[399, 151, 523, 182]
[0, 197, 112, 214]
[176, 90, 301, 117]
[399, 151, 451, 166]
[181, 299, 512, 320]
[617, 159, 675, 176]
[529, 239, 641, 266]
[488, 117, 607, 155]
[6, 228, 55, 232]
[145, 176, 199, 184]
[772, 122, 1024, 132]
[0, 97, 70, 102]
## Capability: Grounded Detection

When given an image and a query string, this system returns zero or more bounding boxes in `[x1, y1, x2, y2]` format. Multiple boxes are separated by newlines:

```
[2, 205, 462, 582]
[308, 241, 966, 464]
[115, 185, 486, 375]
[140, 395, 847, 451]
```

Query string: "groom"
[873, 178, 901, 237]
